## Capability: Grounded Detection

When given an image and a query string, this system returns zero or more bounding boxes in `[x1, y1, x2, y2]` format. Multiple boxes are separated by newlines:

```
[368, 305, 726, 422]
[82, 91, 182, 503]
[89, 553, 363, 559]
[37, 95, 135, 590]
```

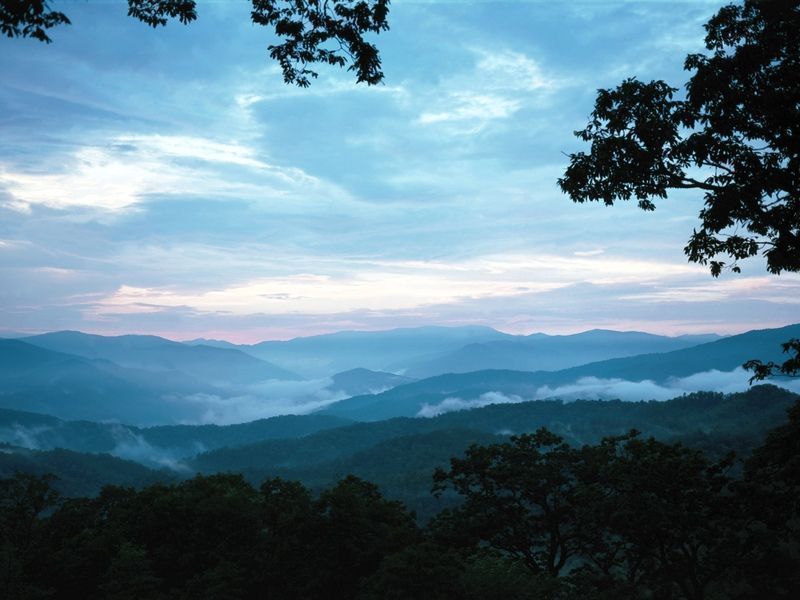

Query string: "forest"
[2, 391, 798, 599]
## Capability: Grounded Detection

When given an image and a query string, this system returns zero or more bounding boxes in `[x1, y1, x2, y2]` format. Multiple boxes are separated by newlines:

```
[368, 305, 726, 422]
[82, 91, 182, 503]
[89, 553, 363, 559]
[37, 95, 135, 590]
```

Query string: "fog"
[178, 377, 349, 425]
[417, 392, 525, 418]
[107, 425, 195, 472]
[417, 368, 800, 417]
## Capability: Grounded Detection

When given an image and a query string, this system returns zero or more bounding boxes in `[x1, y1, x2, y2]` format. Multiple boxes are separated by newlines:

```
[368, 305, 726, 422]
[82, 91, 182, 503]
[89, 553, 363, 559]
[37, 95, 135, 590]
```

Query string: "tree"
[310, 475, 419, 600]
[577, 435, 738, 600]
[432, 429, 581, 578]
[559, 0, 799, 380]
[0, 473, 61, 600]
[735, 400, 800, 597]
[0, 0, 390, 86]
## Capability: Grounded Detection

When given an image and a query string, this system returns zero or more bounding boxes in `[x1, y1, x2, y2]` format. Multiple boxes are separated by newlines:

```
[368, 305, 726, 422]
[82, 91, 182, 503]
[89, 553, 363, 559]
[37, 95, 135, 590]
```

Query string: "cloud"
[417, 49, 566, 132]
[418, 391, 524, 417]
[107, 425, 194, 472]
[620, 276, 800, 304]
[535, 369, 800, 402]
[0, 424, 48, 450]
[417, 369, 800, 417]
[1, 1, 791, 343]
[85, 252, 702, 319]
[419, 93, 521, 126]
[178, 378, 349, 425]
[0, 135, 347, 213]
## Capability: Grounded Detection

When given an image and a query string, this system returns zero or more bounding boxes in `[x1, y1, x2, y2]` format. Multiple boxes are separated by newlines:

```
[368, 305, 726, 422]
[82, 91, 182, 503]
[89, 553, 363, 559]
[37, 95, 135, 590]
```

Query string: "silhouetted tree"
[432, 429, 581, 578]
[559, 0, 800, 380]
[577, 435, 738, 600]
[0, 472, 60, 600]
[310, 475, 419, 600]
[734, 400, 800, 597]
[0, 0, 390, 86]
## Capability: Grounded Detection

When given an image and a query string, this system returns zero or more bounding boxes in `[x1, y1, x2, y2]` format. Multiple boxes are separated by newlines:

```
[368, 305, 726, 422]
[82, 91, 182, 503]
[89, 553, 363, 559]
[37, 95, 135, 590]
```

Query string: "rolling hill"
[242, 325, 511, 377]
[24, 331, 301, 384]
[320, 324, 800, 420]
[404, 330, 722, 378]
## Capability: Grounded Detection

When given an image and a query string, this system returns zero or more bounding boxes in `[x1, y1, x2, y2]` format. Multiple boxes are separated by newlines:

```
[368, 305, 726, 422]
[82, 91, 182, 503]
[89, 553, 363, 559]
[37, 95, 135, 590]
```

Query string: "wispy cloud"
[1, 135, 347, 213]
[84, 252, 703, 318]
[417, 49, 566, 133]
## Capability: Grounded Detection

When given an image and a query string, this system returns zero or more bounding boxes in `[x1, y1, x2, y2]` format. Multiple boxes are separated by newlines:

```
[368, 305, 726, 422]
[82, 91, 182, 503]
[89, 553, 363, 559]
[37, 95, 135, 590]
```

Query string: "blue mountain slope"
[327, 368, 416, 396]
[0, 339, 199, 423]
[404, 329, 724, 378]
[24, 331, 301, 383]
[244, 325, 511, 377]
[320, 324, 800, 421]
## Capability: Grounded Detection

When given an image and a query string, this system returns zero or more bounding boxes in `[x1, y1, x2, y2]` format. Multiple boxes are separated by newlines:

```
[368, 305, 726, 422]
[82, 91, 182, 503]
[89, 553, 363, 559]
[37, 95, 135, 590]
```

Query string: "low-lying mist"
[176, 377, 350, 425]
[417, 368, 800, 417]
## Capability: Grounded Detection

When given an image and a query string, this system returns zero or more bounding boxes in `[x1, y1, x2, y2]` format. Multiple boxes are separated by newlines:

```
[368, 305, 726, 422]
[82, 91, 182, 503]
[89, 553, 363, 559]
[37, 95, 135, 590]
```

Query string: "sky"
[1, 0, 798, 343]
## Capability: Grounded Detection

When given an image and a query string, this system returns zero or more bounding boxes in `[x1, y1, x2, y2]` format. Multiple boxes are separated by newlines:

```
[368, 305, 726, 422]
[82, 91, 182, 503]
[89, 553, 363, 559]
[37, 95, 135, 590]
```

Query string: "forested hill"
[3, 387, 799, 600]
[3, 385, 796, 515]
[191, 386, 798, 508]
[321, 323, 800, 420]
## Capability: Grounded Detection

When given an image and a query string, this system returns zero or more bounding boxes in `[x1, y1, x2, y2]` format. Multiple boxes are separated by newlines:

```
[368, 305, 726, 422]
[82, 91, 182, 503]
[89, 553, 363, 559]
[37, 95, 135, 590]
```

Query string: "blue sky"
[1, 0, 798, 342]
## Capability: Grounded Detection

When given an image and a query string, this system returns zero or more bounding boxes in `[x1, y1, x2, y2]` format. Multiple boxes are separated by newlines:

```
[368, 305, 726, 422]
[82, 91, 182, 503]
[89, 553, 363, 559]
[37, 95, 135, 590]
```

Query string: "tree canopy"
[559, 0, 799, 277]
[0, 0, 390, 86]
[559, 0, 799, 380]
[6, 406, 799, 599]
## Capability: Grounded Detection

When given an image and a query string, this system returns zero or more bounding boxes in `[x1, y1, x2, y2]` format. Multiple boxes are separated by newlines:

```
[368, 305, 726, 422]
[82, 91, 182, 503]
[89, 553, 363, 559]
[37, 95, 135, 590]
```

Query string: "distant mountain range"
[320, 324, 800, 421]
[24, 331, 300, 383]
[402, 330, 722, 378]
[0, 332, 301, 423]
[0, 407, 350, 461]
[1, 323, 797, 426]
[326, 368, 416, 396]
[240, 325, 511, 377]
[184, 325, 724, 379]
[0, 339, 204, 423]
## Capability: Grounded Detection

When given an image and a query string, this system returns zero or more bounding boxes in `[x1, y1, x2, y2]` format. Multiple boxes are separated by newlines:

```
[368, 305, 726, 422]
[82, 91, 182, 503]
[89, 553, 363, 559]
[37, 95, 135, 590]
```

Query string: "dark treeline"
[2, 399, 798, 600]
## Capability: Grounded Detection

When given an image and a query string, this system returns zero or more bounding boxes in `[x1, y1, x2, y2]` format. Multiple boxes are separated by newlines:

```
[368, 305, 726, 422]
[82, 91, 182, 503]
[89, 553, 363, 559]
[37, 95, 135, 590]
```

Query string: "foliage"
[559, 0, 799, 277]
[0, 472, 61, 599]
[0, 0, 69, 43]
[433, 423, 798, 599]
[559, 0, 800, 382]
[432, 429, 581, 576]
[2, 398, 799, 598]
[744, 338, 800, 382]
[0, 0, 391, 86]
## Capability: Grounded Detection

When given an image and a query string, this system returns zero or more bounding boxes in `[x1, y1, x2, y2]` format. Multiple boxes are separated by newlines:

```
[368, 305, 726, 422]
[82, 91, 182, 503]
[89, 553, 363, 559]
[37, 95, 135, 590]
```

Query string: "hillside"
[0, 339, 202, 423]
[405, 330, 722, 378]
[0, 408, 352, 460]
[244, 325, 510, 377]
[322, 324, 800, 420]
[193, 385, 799, 515]
[25, 331, 300, 384]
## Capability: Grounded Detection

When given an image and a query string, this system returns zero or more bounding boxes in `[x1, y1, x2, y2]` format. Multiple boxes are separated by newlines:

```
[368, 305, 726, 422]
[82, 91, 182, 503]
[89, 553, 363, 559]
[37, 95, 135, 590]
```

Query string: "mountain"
[182, 338, 242, 350]
[326, 368, 416, 396]
[0, 407, 352, 463]
[320, 324, 800, 421]
[192, 385, 799, 518]
[24, 331, 301, 384]
[404, 330, 723, 378]
[553, 323, 800, 382]
[0, 443, 174, 497]
[243, 325, 511, 377]
[0, 339, 200, 424]
[4, 386, 796, 516]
